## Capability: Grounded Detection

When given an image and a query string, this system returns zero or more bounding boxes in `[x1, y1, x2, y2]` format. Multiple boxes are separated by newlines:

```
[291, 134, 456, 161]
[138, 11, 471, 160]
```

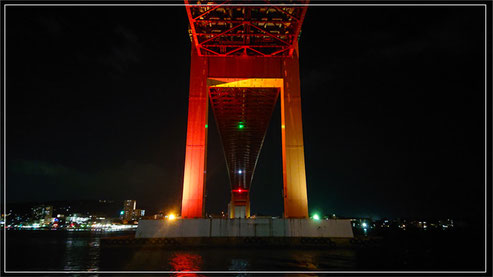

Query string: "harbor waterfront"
[4, 226, 484, 272]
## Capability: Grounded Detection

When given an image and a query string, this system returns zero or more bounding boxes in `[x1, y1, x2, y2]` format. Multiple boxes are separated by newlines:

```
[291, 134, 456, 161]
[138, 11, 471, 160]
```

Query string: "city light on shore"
[167, 213, 176, 220]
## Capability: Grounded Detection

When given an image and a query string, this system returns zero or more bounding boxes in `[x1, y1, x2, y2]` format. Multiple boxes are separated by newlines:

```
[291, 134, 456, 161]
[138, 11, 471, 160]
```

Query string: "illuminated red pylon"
[181, 1, 309, 218]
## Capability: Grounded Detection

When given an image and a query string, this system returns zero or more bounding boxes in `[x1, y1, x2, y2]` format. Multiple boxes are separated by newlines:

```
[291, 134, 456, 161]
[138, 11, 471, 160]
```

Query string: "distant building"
[120, 200, 136, 221]
[153, 212, 164, 220]
[439, 219, 454, 229]
[133, 209, 145, 220]
[120, 200, 145, 222]
[67, 213, 90, 225]
[55, 214, 66, 228]
[349, 218, 372, 229]
[32, 205, 53, 224]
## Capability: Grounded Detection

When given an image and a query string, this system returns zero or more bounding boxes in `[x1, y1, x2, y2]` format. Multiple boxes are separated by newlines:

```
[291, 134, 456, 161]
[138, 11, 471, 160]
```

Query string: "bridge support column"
[281, 46, 309, 218]
[228, 190, 250, 218]
[181, 48, 208, 218]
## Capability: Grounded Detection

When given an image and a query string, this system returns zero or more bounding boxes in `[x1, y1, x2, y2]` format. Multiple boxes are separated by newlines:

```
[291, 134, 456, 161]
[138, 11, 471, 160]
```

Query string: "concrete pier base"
[135, 218, 353, 239]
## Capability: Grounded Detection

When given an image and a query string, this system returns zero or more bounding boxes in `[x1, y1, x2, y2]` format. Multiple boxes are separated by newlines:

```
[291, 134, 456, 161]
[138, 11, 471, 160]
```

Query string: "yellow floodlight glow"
[167, 213, 176, 220]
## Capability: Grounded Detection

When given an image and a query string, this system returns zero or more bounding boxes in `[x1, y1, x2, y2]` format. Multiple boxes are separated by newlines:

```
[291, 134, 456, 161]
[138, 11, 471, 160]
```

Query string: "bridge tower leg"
[281, 46, 309, 218]
[181, 48, 208, 218]
[180, 49, 308, 219]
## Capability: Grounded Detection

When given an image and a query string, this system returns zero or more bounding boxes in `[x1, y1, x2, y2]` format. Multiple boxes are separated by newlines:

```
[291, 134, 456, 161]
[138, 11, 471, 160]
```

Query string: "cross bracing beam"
[185, 0, 308, 57]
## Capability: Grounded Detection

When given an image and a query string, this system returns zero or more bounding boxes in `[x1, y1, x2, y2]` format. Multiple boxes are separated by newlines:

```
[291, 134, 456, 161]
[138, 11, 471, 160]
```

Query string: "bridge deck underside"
[209, 87, 279, 201]
[186, 0, 308, 57]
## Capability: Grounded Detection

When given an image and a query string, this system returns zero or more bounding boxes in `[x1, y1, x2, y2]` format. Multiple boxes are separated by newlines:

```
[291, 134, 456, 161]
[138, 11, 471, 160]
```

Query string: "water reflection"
[228, 258, 249, 276]
[169, 252, 203, 276]
[63, 233, 100, 271]
[7, 230, 480, 271]
[87, 237, 100, 271]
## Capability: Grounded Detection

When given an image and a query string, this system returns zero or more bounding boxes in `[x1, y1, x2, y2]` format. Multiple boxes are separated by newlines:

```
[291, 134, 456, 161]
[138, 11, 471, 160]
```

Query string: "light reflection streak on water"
[228, 258, 249, 276]
[63, 233, 100, 271]
[169, 252, 204, 277]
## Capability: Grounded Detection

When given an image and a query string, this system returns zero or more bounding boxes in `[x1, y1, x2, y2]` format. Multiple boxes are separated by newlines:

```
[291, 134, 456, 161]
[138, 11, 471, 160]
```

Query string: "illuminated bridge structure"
[181, 1, 310, 219]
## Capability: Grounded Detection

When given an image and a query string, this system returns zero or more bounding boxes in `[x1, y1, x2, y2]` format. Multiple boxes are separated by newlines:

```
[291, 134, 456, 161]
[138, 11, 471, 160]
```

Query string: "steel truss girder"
[185, 0, 308, 57]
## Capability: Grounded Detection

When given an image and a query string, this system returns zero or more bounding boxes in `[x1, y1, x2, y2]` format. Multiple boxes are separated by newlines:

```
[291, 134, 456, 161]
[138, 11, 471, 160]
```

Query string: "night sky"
[5, 4, 486, 219]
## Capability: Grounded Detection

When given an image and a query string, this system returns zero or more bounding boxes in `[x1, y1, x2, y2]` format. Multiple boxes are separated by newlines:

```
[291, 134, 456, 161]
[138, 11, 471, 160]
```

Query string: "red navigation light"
[233, 188, 248, 193]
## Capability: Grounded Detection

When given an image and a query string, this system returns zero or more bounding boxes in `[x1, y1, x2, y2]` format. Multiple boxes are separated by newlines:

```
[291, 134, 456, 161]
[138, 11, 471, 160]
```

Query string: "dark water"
[4, 228, 485, 273]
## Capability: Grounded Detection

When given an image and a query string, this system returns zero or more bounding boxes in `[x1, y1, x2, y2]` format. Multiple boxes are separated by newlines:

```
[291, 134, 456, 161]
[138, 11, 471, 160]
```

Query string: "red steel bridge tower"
[181, 1, 309, 219]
